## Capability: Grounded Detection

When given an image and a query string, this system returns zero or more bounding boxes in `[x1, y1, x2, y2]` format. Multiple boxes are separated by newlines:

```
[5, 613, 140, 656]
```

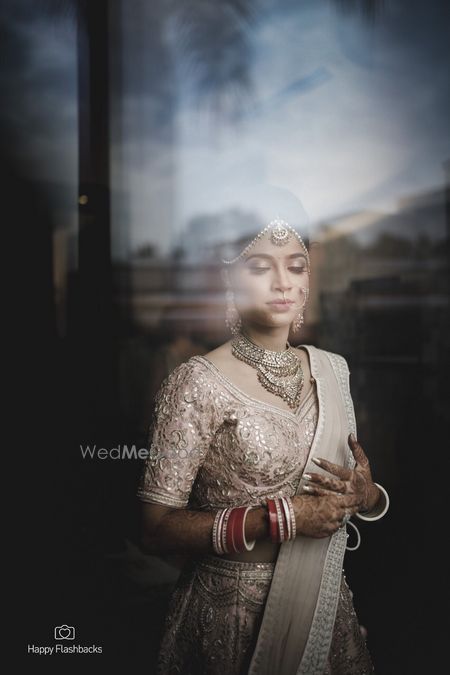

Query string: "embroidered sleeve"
[136, 360, 217, 508]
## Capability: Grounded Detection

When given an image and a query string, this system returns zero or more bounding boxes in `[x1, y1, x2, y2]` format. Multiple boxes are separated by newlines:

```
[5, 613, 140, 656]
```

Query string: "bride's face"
[226, 233, 310, 329]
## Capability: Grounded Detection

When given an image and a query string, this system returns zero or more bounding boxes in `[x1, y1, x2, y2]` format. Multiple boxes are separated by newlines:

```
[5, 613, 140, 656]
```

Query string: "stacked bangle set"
[212, 495, 297, 555]
[266, 495, 296, 543]
[212, 505, 256, 555]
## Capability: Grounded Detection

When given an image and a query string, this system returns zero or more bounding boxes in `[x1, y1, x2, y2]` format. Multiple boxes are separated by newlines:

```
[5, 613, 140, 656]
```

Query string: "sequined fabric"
[157, 555, 275, 675]
[136, 355, 317, 510]
[324, 574, 375, 674]
[137, 354, 375, 674]
[156, 555, 374, 675]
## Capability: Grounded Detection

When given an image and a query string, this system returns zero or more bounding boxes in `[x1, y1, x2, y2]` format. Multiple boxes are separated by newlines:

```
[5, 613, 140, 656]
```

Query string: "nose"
[273, 264, 292, 292]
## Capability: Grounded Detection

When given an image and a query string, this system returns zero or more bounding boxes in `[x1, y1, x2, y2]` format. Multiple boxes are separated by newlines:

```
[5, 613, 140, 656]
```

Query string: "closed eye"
[249, 266, 306, 274]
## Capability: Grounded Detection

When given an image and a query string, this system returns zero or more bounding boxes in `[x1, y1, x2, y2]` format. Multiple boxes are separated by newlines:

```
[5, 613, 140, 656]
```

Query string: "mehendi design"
[292, 493, 362, 537]
[137, 351, 375, 674]
[304, 436, 380, 512]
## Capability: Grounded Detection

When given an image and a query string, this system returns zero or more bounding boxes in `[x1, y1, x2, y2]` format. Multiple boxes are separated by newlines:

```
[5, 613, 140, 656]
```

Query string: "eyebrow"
[244, 253, 307, 263]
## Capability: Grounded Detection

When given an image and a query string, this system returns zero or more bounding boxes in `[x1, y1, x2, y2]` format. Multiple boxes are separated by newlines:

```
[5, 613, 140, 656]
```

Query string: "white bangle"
[355, 483, 390, 521]
[345, 520, 362, 551]
[242, 506, 256, 551]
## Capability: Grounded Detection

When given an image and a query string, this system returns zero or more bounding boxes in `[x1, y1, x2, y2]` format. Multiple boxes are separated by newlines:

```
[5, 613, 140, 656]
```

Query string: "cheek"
[295, 278, 309, 297]
[234, 276, 271, 308]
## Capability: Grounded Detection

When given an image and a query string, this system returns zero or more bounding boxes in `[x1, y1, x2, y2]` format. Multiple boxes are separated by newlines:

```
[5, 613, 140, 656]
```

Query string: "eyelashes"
[248, 267, 306, 275]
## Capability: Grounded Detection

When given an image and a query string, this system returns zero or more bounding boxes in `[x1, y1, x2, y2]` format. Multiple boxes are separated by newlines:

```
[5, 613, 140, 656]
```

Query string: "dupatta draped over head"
[189, 178, 312, 266]
[206, 180, 358, 672]
[147, 177, 364, 671]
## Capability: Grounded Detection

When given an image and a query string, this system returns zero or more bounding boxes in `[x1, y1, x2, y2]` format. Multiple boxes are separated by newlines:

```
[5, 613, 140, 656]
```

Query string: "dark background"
[4, 1, 448, 672]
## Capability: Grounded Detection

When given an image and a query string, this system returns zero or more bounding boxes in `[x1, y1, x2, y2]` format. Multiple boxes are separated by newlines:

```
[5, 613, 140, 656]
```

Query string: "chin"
[261, 314, 294, 329]
[241, 307, 294, 327]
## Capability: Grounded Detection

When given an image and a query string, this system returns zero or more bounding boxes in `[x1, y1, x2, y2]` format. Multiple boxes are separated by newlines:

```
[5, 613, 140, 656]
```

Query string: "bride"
[137, 183, 389, 674]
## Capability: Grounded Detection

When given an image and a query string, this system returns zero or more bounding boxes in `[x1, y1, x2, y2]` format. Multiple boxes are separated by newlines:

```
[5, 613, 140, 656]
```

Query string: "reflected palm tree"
[40, 0, 385, 119]
[167, 0, 258, 120]
[38, 0, 256, 120]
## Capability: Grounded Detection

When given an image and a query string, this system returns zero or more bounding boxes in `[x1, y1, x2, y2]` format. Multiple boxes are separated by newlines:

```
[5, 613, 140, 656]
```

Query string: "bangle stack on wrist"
[266, 496, 297, 543]
[356, 482, 390, 521]
[212, 506, 256, 554]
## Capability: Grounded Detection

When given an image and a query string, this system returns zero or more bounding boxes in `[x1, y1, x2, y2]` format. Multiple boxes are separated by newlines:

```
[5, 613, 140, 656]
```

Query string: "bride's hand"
[302, 433, 380, 513]
[291, 493, 361, 538]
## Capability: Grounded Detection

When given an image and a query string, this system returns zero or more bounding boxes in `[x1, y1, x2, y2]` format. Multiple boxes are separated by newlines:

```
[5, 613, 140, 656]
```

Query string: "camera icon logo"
[54, 624, 75, 640]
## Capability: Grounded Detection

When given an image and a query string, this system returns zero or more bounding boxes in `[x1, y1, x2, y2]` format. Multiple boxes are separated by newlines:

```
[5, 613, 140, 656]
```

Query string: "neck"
[240, 323, 290, 352]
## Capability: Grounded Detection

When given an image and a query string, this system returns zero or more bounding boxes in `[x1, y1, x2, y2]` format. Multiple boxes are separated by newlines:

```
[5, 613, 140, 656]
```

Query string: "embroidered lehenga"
[137, 345, 375, 674]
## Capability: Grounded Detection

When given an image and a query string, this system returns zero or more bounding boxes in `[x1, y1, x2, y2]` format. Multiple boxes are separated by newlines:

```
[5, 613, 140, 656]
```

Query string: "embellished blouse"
[136, 354, 318, 511]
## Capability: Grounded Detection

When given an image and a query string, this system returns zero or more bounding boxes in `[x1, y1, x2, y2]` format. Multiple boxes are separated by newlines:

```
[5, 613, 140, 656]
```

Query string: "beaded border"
[221, 218, 311, 275]
[297, 350, 357, 674]
[324, 350, 357, 470]
[212, 508, 224, 554]
[280, 497, 292, 540]
[273, 497, 285, 542]
[136, 489, 187, 509]
[285, 495, 297, 539]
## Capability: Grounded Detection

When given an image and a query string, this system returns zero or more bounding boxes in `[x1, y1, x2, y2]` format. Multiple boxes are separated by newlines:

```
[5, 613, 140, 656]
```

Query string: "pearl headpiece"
[221, 217, 311, 275]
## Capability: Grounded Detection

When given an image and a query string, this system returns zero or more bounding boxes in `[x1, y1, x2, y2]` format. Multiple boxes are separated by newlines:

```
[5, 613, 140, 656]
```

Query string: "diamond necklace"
[231, 329, 304, 409]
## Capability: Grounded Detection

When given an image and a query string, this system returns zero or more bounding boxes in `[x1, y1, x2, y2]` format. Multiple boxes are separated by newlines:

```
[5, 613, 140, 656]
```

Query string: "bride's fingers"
[338, 493, 362, 509]
[303, 472, 349, 493]
[302, 484, 340, 497]
[348, 433, 369, 467]
[311, 456, 352, 480]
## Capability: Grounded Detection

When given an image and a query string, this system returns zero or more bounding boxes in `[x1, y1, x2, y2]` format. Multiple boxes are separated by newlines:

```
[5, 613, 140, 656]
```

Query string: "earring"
[225, 288, 242, 336]
[292, 287, 309, 333]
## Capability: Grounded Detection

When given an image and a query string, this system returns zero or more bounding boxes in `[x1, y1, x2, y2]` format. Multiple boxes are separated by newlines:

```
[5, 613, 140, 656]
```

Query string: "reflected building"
[110, 177, 450, 475]
[315, 179, 449, 487]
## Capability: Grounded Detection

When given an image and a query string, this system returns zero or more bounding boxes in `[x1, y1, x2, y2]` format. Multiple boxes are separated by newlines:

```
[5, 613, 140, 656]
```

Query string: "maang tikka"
[221, 217, 311, 273]
[222, 218, 310, 335]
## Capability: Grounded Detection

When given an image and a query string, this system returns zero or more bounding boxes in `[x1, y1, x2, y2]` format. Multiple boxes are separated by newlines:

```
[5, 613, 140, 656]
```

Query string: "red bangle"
[241, 507, 256, 551]
[266, 499, 279, 543]
[224, 506, 254, 553]
[231, 507, 246, 552]
[273, 497, 286, 542]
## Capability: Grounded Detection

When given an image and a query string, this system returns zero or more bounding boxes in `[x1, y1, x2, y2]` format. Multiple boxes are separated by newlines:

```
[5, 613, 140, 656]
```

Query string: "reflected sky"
[0, 3, 77, 186]
[170, 0, 450, 247]
[1, 0, 449, 258]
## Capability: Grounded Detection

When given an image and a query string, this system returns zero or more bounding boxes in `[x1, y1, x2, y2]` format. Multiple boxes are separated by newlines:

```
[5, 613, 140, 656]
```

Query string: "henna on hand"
[303, 433, 380, 513]
[291, 493, 361, 538]
[141, 502, 271, 556]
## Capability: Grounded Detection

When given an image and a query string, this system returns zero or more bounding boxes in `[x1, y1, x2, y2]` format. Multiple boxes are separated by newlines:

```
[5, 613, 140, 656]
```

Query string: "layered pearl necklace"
[231, 329, 304, 409]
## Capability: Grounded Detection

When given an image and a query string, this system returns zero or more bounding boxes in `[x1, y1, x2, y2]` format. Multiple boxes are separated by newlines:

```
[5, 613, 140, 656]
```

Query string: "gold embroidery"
[137, 357, 318, 510]
[157, 557, 374, 675]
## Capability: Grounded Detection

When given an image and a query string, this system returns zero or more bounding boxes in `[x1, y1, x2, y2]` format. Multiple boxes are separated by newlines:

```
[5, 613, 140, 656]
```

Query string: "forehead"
[243, 231, 307, 261]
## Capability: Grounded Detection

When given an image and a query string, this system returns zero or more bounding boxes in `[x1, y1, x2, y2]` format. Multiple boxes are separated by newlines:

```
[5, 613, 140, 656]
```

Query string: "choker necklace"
[231, 329, 304, 409]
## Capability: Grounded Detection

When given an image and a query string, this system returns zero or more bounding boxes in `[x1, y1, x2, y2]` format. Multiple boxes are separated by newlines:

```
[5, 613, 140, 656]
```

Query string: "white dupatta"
[248, 345, 357, 675]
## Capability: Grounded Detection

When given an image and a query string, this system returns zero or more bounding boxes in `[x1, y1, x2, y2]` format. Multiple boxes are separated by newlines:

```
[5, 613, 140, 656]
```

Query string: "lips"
[268, 300, 294, 305]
